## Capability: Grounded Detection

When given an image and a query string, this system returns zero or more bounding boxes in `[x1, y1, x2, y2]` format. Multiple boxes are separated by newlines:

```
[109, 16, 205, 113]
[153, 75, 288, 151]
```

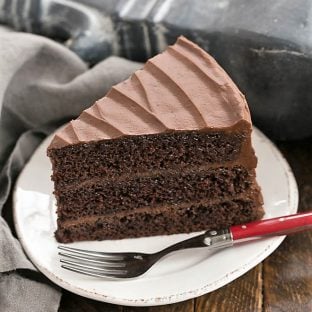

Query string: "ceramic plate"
[13, 127, 298, 306]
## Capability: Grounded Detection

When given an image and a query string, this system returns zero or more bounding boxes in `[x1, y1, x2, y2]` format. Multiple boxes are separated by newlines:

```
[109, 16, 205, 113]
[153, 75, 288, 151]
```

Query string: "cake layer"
[48, 127, 256, 188]
[56, 166, 256, 221]
[55, 198, 264, 243]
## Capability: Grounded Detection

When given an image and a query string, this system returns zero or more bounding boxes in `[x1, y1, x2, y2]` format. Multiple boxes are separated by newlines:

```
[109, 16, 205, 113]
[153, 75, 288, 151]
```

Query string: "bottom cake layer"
[55, 198, 264, 243]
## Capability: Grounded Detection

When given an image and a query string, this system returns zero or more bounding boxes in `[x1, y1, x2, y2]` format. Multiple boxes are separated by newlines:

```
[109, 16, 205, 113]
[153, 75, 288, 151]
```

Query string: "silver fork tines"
[58, 246, 124, 260]
[59, 251, 127, 265]
[60, 259, 128, 274]
[61, 265, 127, 278]
[58, 245, 149, 279]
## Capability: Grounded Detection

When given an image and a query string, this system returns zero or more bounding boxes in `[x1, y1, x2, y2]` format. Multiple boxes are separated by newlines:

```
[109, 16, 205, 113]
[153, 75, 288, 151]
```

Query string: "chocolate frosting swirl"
[49, 36, 251, 149]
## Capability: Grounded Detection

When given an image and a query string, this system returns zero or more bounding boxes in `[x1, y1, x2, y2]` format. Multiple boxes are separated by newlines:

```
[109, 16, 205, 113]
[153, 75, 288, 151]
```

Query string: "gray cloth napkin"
[0, 26, 141, 312]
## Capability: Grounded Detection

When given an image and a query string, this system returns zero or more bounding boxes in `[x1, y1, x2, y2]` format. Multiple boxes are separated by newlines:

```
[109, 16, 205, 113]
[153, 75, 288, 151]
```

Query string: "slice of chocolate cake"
[48, 36, 264, 243]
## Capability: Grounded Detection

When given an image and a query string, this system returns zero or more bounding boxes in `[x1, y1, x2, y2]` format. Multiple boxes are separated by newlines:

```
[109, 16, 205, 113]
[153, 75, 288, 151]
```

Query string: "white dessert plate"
[13, 127, 298, 306]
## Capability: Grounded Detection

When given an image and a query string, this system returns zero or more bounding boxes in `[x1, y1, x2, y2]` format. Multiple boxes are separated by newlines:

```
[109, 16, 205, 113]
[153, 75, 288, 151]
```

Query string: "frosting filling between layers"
[55, 197, 264, 243]
[58, 190, 263, 228]
[56, 162, 252, 190]
[55, 166, 257, 220]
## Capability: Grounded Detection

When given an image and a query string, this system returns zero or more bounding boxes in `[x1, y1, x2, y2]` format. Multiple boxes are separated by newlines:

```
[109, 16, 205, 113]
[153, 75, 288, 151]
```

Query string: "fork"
[59, 211, 312, 278]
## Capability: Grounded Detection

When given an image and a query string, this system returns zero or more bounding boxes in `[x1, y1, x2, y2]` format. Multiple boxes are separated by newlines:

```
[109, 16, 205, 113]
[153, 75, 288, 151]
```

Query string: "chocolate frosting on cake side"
[49, 36, 251, 149]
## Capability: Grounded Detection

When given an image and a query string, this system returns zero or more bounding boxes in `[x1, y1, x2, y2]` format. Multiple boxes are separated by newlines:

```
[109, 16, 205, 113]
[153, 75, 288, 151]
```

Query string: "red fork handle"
[230, 211, 312, 241]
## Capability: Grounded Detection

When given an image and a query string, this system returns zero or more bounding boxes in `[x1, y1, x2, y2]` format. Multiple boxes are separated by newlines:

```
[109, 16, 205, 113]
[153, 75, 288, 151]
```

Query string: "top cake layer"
[49, 36, 251, 149]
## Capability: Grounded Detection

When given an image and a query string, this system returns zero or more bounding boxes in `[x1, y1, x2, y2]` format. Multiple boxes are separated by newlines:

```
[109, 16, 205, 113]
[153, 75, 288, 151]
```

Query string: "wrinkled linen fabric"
[0, 26, 141, 311]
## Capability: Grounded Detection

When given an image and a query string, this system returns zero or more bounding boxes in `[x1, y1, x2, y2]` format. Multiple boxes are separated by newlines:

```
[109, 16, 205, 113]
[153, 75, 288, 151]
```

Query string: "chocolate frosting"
[49, 36, 251, 149]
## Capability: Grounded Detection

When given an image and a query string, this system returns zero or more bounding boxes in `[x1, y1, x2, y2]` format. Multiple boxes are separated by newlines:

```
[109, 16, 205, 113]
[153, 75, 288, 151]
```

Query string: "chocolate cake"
[47, 36, 264, 243]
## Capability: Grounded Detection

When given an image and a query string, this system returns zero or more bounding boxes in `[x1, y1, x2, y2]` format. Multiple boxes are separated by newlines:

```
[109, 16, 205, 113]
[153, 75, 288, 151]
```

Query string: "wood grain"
[263, 233, 312, 312]
[59, 290, 123, 312]
[123, 299, 194, 312]
[195, 264, 263, 312]
[263, 139, 312, 312]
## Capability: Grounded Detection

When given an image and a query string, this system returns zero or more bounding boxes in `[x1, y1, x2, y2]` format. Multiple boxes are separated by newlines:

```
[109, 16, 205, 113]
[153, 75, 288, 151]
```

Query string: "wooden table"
[59, 138, 312, 312]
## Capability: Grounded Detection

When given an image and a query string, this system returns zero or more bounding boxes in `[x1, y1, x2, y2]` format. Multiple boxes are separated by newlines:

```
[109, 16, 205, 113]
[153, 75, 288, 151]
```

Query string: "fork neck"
[155, 229, 233, 257]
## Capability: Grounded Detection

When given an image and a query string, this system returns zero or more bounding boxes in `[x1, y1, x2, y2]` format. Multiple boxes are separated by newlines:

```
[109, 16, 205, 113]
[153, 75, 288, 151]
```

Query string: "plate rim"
[13, 127, 299, 306]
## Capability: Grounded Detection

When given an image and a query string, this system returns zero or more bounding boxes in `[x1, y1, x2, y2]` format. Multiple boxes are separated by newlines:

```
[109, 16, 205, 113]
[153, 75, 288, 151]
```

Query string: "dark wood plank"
[195, 264, 263, 312]
[58, 290, 123, 312]
[263, 233, 312, 312]
[263, 139, 312, 312]
[59, 291, 194, 312]
[123, 299, 194, 312]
